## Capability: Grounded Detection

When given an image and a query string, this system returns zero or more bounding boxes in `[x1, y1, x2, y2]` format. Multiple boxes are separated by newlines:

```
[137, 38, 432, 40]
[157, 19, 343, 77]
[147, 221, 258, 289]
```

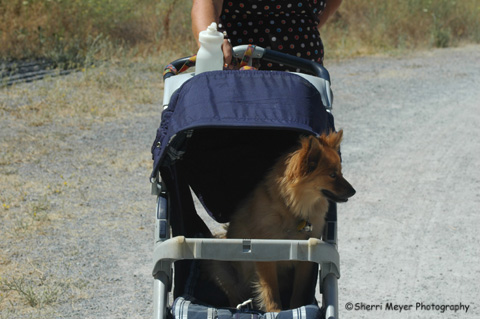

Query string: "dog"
[207, 130, 355, 312]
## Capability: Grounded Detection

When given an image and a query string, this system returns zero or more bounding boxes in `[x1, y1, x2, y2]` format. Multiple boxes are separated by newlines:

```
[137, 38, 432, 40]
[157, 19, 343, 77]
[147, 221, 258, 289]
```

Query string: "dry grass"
[0, 0, 196, 63]
[0, 173, 81, 318]
[0, 56, 168, 124]
[1, 0, 479, 63]
[322, 0, 480, 59]
[0, 254, 90, 318]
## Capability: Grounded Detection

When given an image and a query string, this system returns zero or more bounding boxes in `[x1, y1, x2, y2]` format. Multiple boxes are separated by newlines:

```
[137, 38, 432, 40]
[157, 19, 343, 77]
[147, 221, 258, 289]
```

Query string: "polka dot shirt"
[220, 0, 327, 71]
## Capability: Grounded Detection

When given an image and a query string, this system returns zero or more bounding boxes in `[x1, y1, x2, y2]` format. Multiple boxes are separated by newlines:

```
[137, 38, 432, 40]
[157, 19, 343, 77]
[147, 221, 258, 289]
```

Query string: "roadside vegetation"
[323, 0, 480, 57]
[1, 0, 479, 64]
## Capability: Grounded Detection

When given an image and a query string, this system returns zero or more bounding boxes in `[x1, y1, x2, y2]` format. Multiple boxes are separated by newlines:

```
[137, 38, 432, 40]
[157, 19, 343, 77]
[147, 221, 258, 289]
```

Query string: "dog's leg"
[290, 261, 315, 309]
[256, 262, 282, 312]
[210, 260, 252, 307]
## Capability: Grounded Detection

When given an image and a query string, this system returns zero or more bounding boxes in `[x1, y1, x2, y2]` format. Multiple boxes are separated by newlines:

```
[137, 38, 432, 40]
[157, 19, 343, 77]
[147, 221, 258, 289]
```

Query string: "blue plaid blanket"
[172, 296, 322, 319]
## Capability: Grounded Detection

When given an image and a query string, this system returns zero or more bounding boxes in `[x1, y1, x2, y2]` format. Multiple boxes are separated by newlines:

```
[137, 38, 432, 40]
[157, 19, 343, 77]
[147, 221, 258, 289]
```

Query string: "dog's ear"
[303, 136, 322, 174]
[286, 136, 323, 179]
[325, 129, 343, 151]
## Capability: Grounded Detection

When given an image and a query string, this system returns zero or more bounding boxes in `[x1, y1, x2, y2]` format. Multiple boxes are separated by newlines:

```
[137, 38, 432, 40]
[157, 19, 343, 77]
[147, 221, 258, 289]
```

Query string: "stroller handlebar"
[232, 45, 330, 82]
[163, 45, 331, 82]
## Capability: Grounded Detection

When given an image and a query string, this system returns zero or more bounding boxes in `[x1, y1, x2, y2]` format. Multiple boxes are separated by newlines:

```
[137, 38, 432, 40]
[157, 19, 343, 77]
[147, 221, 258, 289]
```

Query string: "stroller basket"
[151, 46, 341, 319]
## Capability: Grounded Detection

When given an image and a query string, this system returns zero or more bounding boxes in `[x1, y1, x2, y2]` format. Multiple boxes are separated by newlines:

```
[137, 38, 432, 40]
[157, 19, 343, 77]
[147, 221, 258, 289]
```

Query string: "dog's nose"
[348, 187, 356, 198]
[341, 177, 356, 198]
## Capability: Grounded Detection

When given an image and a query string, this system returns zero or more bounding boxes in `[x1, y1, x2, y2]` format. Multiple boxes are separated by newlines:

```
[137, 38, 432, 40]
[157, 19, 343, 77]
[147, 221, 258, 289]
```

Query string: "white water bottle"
[195, 22, 224, 74]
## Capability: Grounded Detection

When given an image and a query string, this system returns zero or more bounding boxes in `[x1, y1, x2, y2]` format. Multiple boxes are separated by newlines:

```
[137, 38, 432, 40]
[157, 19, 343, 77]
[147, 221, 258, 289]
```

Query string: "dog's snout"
[340, 177, 356, 198]
[347, 186, 356, 198]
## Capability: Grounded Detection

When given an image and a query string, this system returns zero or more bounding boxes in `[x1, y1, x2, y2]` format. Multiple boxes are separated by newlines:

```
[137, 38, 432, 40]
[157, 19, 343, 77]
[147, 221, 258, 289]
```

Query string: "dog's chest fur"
[227, 165, 328, 241]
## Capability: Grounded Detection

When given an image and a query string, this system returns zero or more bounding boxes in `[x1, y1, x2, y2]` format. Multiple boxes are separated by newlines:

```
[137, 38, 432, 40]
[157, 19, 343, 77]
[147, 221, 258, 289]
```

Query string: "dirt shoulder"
[1, 45, 479, 318]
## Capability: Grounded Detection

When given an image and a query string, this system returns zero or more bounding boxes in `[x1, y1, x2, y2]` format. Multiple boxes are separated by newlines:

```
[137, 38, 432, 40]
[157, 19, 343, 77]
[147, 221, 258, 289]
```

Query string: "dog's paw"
[266, 306, 282, 313]
[263, 301, 282, 313]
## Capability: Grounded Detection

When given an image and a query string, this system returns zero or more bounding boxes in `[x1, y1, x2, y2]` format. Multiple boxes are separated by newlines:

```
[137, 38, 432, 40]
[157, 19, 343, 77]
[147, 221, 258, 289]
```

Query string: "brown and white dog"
[208, 130, 355, 312]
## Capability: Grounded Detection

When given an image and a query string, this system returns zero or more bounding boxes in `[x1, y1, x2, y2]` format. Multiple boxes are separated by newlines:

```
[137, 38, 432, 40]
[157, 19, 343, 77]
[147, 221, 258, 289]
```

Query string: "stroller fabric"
[172, 297, 323, 319]
[152, 70, 330, 171]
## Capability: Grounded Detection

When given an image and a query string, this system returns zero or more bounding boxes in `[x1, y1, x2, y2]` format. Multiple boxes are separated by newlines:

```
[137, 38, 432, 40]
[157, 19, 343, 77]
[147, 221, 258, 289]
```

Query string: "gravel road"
[326, 45, 480, 319]
[1, 45, 479, 319]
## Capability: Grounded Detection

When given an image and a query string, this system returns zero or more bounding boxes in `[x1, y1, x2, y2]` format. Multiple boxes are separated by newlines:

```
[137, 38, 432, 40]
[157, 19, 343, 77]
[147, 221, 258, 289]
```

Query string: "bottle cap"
[200, 22, 223, 41]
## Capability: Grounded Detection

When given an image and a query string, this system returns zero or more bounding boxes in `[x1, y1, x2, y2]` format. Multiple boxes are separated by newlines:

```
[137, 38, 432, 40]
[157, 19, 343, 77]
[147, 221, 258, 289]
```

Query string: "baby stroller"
[150, 45, 341, 319]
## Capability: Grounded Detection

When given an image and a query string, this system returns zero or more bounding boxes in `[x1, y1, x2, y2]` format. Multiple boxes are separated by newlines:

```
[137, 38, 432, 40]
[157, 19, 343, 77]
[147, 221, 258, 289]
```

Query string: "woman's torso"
[220, 0, 327, 70]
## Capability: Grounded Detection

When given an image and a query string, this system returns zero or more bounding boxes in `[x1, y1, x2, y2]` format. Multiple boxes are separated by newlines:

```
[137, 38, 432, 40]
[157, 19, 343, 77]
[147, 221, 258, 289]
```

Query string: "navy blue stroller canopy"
[151, 70, 334, 224]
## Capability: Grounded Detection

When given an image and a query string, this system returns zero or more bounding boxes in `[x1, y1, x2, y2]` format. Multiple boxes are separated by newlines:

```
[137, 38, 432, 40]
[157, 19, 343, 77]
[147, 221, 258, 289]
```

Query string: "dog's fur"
[207, 131, 355, 312]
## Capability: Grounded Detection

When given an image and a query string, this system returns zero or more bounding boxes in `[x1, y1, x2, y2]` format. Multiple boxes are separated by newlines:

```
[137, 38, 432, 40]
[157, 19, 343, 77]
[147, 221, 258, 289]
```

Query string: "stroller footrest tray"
[153, 236, 340, 281]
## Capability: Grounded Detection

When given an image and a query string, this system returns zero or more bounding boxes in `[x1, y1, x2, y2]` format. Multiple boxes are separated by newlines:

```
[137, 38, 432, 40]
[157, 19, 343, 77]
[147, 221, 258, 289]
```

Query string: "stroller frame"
[151, 46, 341, 319]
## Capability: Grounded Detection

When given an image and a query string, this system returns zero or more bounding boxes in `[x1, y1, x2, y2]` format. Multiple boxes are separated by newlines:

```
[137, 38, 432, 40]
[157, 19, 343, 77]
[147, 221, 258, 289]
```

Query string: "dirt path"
[1, 45, 479, 318]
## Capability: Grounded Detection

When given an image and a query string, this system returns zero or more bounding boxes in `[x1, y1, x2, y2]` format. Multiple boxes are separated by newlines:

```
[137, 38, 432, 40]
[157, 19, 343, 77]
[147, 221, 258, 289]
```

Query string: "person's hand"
[222, 39, 233, 69]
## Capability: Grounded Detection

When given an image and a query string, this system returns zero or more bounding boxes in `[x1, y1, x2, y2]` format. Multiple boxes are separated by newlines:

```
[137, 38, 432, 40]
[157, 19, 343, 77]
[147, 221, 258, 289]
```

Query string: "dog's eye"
[329, 172, 337, 178]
